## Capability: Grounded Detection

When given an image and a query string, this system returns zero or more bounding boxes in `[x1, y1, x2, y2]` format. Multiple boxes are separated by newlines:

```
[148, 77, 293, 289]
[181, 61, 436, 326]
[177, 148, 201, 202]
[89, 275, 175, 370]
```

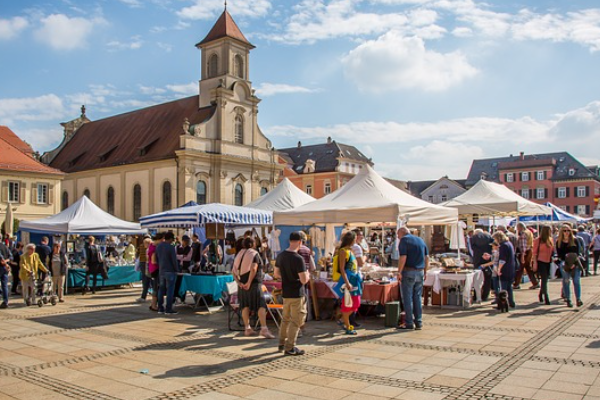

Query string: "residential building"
[408, 176, 467, 204]
[278, 137, 373, 198]
[0, 126, 64, 230]
[42, 9, 282, 221]
[466, 152, 600, 216]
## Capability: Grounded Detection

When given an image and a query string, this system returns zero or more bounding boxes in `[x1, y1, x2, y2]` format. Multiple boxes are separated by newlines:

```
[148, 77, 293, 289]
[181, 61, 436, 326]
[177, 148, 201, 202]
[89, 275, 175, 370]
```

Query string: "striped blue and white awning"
[139, 203, 273, 228]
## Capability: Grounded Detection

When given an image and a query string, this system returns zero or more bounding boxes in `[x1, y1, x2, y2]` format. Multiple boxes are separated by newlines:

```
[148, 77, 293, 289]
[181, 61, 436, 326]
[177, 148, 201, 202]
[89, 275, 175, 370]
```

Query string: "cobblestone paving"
[0, 276, 599, 400]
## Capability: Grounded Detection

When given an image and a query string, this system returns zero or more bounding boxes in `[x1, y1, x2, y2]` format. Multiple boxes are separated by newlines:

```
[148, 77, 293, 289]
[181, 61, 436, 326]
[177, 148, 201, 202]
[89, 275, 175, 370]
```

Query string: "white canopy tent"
[273, 165, 458, 226]
[441, 179, 551, 216]
[246, 177, 316, 211]
[19, 196, 146, 235]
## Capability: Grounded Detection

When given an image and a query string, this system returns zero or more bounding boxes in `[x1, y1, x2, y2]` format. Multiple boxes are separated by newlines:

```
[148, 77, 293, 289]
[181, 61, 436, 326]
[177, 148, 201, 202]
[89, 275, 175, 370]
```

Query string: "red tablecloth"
[312, 280, 399, 304]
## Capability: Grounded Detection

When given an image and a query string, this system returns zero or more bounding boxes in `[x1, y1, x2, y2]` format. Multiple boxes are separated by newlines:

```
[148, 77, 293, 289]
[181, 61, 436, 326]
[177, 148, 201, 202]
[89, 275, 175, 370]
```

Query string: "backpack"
[332, 249, 349, 282]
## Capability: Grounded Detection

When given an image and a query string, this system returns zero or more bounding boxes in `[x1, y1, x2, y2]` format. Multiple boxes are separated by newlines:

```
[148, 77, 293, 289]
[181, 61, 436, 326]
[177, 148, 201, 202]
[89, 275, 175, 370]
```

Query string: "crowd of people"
[468, 223, 599, 310]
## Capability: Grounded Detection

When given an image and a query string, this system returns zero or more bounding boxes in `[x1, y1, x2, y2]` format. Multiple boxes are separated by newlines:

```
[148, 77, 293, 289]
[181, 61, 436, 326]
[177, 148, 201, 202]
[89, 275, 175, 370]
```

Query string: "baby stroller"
[37, 274, 57, 307]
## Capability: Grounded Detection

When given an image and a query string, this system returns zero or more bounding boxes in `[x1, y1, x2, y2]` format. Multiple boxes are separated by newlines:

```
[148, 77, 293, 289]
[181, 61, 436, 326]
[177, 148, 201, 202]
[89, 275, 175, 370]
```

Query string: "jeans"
[401, 269, 424, 327]
[10, 264, 20, 293]
[499, 279, 515, 307]
[537, 261, 551, 300]
[561, 266, 582, 301]
[139, 262, 150, 299]
[0, 273, 8, 304]
[514, 249, 538, 287]
[279, 297, 307, 351]
[85, 272, 99, 292]
[594, 250, 600, 274]
[157, 272, 177, 313]
[491, 275, 500, 298]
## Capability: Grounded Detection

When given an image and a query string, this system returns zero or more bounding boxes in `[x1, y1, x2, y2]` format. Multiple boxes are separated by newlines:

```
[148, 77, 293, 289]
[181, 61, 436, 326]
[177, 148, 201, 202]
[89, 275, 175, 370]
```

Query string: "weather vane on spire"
[224, 0, 227, 10]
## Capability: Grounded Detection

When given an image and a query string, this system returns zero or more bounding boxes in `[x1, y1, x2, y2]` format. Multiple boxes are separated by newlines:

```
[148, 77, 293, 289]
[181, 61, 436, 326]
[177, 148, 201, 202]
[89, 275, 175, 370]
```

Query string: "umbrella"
[3, 204, 14, 237]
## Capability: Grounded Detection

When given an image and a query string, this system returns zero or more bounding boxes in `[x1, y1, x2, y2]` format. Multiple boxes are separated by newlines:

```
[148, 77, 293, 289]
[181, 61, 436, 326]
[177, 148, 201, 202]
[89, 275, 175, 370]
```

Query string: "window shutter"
[565, 205, 570, 212]
[31, 184, 38, 205]
[566, 187, 570, 197]
[529, 189, 534, 199]
[544, 189, 548, 199]
[586, 205, 590, 215]
[586, 186, 590, 197]
[504, 173, 507, 182]
[19, 182, 26, 204]
[48, 184, 54, 205]
[1, 181, 7, 203]
[543, 171, 547, 179]
[555, 188, 559, 198]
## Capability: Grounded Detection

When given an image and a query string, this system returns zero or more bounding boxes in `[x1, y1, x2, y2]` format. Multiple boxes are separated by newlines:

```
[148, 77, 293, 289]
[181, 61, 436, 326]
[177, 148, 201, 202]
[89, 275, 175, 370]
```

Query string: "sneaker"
[344, 329, 357, 335]
[396, 324, 414, 330]
[244, 328, 256, 337]
[577, 300, 583, 307]
[59, 299, 65, 303]
[415, 324, 423, 330]
[284, 347, 305, 356]
[512, 285, 521, 290]
[157, 309, 165, 314]
[135, 298, 146, 303]
[529, 285, 540, 290]
[25, 299, 31, 306]
[165, 311, 179, 315]
[278, 345, 285, 352]
[0, 302, 7, 309]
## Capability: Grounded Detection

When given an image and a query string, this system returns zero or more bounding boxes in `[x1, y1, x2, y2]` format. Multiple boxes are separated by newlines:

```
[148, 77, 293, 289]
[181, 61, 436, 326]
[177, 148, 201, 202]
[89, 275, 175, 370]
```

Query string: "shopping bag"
[343, 285, 352, 308]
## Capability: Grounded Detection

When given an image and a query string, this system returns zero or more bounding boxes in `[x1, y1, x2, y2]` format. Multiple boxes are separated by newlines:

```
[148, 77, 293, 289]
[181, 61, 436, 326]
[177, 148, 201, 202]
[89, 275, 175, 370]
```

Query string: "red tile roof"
[49, 96, 216, 174]
[0, 126, 34, 155]
[196, 10, 254, 48]
[0, 133, 63, 175]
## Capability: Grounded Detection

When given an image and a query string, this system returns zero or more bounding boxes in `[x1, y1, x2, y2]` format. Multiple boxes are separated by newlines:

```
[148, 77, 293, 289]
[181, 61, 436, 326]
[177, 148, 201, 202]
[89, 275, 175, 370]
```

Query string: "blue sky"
[2, 0, 600, 181]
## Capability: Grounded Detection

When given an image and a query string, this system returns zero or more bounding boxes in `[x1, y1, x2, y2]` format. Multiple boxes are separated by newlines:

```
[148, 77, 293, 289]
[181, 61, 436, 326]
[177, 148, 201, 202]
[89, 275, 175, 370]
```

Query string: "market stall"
[140, 203, 272, 310]
[19, 196, 147, 292]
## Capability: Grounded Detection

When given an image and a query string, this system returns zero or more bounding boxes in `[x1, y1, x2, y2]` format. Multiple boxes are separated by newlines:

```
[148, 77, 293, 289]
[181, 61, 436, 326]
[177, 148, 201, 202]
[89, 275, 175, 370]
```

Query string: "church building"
[42, 10, 282, 221]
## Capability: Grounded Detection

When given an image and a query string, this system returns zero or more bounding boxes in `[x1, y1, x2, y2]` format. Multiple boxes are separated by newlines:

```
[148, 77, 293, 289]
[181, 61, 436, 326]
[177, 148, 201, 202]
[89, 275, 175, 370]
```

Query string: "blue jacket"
[156, 241, 179, 274]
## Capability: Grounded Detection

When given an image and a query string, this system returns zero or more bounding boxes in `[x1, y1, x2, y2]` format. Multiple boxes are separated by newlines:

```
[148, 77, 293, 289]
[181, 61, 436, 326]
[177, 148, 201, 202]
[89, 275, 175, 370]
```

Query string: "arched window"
[234, 54, 244, 79]
[234, 115, 243, 144]
[83, 189, 90, 198]
[196, 181, 207, 205]
[162, 181, 172, 211]
[260, 187, 268, 196]
[208, 54, 218, 78]
[61, 191, 69, 211]
[107, 187, 115, 215]
[133, 184, 142, 221]
[234, 183, 243, 206]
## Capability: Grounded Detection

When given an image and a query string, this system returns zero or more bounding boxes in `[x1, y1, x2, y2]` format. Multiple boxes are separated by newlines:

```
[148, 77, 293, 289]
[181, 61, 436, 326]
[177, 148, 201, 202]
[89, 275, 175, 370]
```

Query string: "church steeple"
[196, 9, 255, 108]
[196, 9, 254, 49]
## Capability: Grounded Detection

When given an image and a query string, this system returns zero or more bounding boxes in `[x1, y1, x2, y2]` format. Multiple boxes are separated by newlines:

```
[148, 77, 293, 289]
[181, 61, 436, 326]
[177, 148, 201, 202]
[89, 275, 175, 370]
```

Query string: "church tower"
[196, 8, 256, 108]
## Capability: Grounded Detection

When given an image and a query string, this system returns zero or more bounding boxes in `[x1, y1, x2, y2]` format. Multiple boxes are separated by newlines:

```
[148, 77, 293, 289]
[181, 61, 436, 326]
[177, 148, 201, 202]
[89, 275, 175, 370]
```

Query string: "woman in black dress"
[232, 237, 274, 339]
[556, 225, 583, 308]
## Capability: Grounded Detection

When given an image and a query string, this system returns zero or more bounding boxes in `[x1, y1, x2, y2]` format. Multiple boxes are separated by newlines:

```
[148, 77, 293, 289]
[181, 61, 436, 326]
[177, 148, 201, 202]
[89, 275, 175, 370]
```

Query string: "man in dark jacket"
[0, 242, 11, 308]
[9, 242, 23, 295]
[156, 232, 180, 315]
[470, 228, 494, 301]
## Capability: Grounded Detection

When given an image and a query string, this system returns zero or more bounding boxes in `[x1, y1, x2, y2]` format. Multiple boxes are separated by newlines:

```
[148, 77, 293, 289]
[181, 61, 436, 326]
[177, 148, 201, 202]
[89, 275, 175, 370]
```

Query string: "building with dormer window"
[41, 10, 282, 221]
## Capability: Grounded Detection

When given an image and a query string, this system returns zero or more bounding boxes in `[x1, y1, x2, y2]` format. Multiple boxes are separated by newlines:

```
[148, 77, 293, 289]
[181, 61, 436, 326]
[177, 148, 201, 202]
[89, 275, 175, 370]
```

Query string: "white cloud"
[117, 0, 143, 8]
[34, 14, 103, 51]
[156, 42, 173, 52]
[177, 0, 271, 20]
[255, 83, 319, 97]
[107, 35, 144, 51]
[165, 82, 198, 95]
[0, 16, 28, 40]
[342, 32, 478, 92]
[0, 94, 65, 125]
[17, 127, 64, 152]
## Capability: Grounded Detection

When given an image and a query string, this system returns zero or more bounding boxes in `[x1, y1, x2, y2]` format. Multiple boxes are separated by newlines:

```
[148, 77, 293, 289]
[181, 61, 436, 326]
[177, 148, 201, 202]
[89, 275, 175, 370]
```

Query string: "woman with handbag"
[556, 225, 583, 308]
[50, 243, 68, 303]
[232, 237, 274, 339]
[532, 225, 554, 305]
[333, 231, 363, 336]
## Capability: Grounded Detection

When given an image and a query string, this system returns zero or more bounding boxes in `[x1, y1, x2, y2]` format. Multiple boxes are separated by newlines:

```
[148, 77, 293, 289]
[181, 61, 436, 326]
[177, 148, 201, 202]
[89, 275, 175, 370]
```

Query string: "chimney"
[327, 136, 332, 144]
[519, 151, 525, 160]
[297, 141, 302, 148]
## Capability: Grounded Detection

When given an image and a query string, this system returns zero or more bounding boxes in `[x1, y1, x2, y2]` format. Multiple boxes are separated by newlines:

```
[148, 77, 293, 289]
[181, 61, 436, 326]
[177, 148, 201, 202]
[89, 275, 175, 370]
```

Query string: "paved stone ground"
[1, 275, 600, 400]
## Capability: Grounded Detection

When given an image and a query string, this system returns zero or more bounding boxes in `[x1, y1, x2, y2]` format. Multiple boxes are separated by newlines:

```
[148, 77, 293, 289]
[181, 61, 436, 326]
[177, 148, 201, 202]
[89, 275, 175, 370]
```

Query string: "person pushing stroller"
[19, 244, 48, 306]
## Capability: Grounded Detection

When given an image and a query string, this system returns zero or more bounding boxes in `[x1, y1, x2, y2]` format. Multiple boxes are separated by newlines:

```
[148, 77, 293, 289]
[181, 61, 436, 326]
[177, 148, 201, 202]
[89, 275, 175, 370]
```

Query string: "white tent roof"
[441, 179, 551, 216]
[246, 178, 316, 212]
[273, 165, 458, 226]
[20, 196, 146, 235]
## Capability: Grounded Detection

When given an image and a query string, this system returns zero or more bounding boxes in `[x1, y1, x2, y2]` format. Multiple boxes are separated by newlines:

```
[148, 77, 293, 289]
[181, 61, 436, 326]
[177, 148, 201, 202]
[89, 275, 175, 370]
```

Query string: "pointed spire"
[196, 9, 254, 48]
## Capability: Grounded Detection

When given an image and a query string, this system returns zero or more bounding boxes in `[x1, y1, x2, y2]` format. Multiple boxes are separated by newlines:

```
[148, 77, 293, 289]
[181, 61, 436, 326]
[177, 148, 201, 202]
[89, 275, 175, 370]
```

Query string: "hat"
[289, 231, 302, 241]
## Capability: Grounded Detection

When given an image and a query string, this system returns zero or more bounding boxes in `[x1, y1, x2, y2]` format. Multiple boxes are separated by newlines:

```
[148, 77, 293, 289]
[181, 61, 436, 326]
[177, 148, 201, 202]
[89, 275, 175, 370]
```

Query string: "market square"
[2, 1, 600, 399]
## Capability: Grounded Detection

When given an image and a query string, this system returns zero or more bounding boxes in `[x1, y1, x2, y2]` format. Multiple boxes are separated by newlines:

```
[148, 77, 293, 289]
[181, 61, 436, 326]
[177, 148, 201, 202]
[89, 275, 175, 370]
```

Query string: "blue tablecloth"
[178, 274, 234, 301]
[67, 266, 141, 288]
